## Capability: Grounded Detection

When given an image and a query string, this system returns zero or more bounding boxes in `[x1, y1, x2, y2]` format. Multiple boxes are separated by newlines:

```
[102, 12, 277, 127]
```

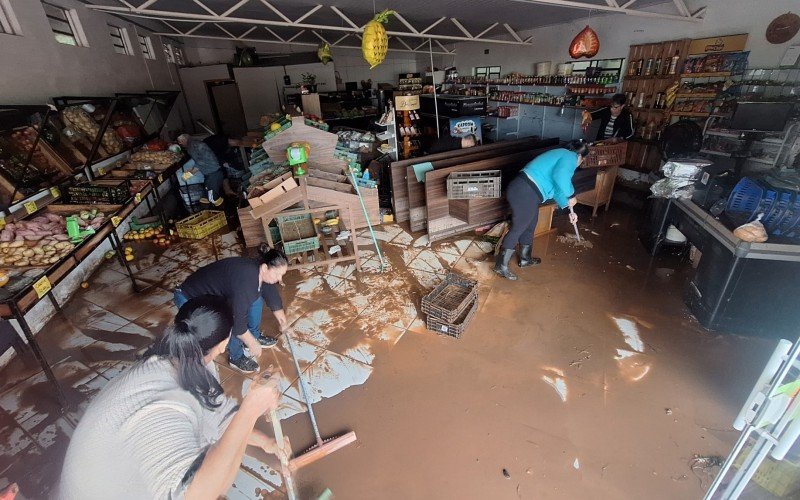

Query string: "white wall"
[176, 64, 233, 131]
[332, 48, 418, 87]
[0, 0, 182, 104]
[452, 0, 800, 75]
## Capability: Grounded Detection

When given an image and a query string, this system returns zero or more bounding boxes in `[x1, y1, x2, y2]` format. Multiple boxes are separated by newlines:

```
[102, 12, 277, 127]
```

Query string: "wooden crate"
[238, 206, 267, 248]
[576, 166, 618, 217]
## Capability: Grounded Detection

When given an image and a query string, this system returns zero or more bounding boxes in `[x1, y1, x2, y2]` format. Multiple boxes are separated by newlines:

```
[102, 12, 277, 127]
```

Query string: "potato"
[54, 242, 71, 250]
[16, 259, 29, 266]
[22, 249, 34, 257]
[9, 240, 24, 248]
[48, 256, 60, 264]
[0, 242, 8, 249]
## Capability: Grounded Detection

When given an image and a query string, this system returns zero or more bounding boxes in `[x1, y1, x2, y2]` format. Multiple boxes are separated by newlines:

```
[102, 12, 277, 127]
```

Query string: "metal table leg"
[10, 302, 68, 408]
[108, 231, 140, 292]
[46, 291, 62, 315]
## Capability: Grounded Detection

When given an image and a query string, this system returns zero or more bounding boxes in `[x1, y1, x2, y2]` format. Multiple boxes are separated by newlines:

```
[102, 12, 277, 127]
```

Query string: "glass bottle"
[668, 51, 681, 75]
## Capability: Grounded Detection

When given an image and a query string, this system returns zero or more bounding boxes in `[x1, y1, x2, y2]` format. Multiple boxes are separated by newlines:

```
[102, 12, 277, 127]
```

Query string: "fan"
[234, 47, 257, 67]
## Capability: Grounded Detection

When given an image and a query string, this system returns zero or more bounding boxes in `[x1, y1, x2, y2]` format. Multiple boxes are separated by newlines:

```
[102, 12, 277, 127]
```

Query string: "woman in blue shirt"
[494, 141, 589, 280]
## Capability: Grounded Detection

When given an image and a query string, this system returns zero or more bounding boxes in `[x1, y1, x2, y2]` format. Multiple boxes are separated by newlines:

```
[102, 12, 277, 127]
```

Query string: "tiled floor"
[0, 211, 780, 499]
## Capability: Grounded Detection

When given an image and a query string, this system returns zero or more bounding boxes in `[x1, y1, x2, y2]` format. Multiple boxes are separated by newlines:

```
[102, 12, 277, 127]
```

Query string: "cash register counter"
[642, 197, 800, 339]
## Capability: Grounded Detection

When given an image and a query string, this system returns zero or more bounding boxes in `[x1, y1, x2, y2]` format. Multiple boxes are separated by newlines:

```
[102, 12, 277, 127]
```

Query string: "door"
[206, 80, 247, 137]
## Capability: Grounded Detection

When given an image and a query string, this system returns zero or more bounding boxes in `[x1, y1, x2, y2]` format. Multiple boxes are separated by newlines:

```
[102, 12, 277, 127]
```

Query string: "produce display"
[9, 128, 69, 180]
[130, 150, 182, 168]
[70, 208, 107, 232]
[0, 213, 74, 267]
[61, 106, 124, 156]
[66, 181, 130, 205]
[123, 224, 174, 248]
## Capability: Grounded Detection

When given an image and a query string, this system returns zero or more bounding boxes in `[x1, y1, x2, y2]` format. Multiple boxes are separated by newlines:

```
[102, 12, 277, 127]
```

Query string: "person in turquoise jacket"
[494, 141, 588, 280]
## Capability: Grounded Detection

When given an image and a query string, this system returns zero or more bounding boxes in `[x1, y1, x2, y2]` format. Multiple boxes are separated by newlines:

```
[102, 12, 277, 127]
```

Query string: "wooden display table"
[576, 165, 618, 217]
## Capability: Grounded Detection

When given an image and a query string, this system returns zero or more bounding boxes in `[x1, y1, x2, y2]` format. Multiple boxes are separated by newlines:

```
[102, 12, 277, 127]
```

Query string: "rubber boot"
[493, 248, 518, 280]
[518, 245, 541, 267]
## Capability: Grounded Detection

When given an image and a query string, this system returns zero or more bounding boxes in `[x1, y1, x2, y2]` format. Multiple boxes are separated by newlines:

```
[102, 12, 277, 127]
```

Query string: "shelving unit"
[700, 120, 799, 172]
[375, 119, 398, 161]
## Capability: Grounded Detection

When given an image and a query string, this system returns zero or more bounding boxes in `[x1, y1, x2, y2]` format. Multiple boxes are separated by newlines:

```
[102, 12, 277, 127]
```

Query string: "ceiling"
[85, 0, 699, 53]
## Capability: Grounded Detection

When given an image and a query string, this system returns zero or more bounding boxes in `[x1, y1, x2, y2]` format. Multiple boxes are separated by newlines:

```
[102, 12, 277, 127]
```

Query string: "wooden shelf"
[624, 74, 678, 80]
[631, 107, 667, 112]
[675, 93, 718, 99]
[680, 72, 732, 78]
[671, 112, 711, 118]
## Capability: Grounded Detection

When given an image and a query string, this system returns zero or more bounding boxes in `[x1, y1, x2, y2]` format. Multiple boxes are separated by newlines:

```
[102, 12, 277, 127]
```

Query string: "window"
[474, 66, 501, 79]
[109, 24, 132, 55]
[0, 0, 22, 35]
[138, 34, 155, 60]
[42, 2, 87, 46]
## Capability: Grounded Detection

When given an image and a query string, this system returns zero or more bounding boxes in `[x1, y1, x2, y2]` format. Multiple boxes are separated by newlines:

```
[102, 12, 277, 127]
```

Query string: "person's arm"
[186, 374, 281, 498]
[261, 285, 287, 330]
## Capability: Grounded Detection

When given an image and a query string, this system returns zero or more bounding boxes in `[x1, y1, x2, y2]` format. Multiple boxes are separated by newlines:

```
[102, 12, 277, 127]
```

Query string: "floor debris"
[556, 233, 594, 249]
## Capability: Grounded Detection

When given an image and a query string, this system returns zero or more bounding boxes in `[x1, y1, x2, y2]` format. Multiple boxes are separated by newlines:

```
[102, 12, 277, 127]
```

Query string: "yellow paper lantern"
[362, 10, 395, 69]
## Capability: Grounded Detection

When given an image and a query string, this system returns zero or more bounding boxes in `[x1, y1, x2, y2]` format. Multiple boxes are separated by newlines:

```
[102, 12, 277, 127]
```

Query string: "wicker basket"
[426, 295, 478, 338]
[447, 170, 502, 199]
[175, 210, 227, 239]
[584, 141, 628, 168]
[421, 272, 478, 323]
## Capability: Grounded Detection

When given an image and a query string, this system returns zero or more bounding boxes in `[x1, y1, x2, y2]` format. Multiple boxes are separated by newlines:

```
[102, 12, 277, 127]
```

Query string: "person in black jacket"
[581, 94, 634, 141]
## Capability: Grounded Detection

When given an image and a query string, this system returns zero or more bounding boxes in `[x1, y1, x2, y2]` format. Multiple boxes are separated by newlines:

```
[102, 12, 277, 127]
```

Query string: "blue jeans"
[173, 289, 265, 360]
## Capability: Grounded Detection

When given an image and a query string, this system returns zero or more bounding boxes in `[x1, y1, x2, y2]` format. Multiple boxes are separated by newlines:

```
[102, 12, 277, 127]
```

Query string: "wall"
[452, 0, 800, 75]
[176, 64, 232, 132]
[0, 0, 182, 103]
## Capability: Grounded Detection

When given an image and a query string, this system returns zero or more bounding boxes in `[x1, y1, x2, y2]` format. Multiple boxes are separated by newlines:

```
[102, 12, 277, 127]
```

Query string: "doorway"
[205, 79, 247, 137]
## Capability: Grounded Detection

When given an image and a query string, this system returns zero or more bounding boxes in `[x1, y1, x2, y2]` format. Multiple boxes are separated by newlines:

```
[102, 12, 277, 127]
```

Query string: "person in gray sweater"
[58, 296, 287, 499]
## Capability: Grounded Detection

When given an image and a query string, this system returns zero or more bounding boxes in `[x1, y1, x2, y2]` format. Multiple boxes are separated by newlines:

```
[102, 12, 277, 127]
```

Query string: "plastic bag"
[660, 159, 711, 180]
[733, 217, 768, 243]
[650, 177, 695, 199]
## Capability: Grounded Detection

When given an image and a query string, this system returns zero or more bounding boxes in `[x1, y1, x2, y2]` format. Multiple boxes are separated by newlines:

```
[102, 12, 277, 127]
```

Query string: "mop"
[347, 167, 386, 271]
[267, 408, 298, 500]
[557, 207, 593, 248]
[283, 328, 357, 470]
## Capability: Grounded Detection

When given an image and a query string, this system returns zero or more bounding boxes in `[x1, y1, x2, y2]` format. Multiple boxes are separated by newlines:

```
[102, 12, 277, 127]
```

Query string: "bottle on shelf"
[653, 58, 662, 76]
[636, 59, 643, 76]
[668, 51, 681, 75]
[644, 58, 654, 76]
[636, 92, 647, 108]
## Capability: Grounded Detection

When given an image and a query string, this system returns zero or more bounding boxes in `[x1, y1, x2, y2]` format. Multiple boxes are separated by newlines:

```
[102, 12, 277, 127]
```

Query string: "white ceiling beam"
[221, 0, 251, 18]
[115, 0, 136, 9]
[435, 40, 452, 54]
[214, 23, 237, 39]
[239, 26, 258, 39]
[184, 22, 206, 35]
[258, 0, 292, 23]
[503, 23, 523, 43]
[605, 0, 619, 6]
[392, 12, 419, 34]
[330, 6, 359, 29]
[161, 20, 183, 34]
[295, 5, 323, 24]
[450, 18, 473, 39]
[475, 22, 499, 38]
[151, 32, 453, 54]
[264, 26, 285, 42]
[136, 0, 160, 10]
[420, 17, 446, 35]
[507, 0, 702, 22]
[285, 30, 306, 43]
[691, 6, 707, 18]
[332, 33, 351, 46]
[84, 5, 534, 45]
[191, 0, 217, 17]
[621, 0, 638, 6]
[672, 0, 691, 17]
[396, 37, 414, 51]
[414, 41, 428, 50]
[311, 30, 330, 45]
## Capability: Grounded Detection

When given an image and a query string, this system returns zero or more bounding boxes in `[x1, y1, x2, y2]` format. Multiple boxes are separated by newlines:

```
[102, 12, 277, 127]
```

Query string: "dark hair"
[612, 93, 626, 106]
[144, 296, 232, 409]
[566, 139, 590, 157]
[258, 244, 288, 268]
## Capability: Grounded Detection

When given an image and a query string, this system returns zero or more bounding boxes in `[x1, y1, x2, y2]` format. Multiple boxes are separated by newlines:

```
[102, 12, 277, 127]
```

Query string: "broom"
[284, 328, 357, 470]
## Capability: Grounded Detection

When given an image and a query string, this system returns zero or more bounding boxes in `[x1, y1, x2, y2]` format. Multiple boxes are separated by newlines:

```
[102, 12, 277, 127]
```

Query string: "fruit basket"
[584, 140, 628, 168]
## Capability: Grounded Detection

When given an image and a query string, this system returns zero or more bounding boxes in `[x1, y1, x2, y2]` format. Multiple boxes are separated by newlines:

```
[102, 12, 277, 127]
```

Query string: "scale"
[705, 337, 800, 499]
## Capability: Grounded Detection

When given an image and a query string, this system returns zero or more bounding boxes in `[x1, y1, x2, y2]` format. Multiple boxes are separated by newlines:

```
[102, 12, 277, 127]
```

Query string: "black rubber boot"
[518, 245, 541, 267]
[493, 248, 518, 280]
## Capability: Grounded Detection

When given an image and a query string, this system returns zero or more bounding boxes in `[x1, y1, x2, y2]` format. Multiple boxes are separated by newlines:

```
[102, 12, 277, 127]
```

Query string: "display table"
[642, 197, 800, 338]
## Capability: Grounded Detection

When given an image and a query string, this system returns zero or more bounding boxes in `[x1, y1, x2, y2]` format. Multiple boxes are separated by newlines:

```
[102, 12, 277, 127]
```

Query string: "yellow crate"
[176, 210, 227, 239]
[733, 445, 800, 497]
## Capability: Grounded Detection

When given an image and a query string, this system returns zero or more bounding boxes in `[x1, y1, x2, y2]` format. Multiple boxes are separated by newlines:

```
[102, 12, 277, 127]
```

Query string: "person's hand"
[568, 196, 578, 208]
[250, 431, 291, 463]
[245, 336, 263, 359]
[569, 211, 578, 225]
[240, 372, 280, 417]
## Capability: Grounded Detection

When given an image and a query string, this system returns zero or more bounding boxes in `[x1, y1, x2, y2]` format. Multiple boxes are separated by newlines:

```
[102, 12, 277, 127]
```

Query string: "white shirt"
[604, 115, 617, 138]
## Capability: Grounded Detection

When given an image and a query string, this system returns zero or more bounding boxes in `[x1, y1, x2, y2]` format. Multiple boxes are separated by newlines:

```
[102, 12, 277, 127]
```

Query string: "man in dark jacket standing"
[581, 94, 634, 141]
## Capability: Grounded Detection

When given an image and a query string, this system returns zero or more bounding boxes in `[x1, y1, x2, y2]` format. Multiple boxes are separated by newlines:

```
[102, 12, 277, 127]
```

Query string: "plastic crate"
[175, 210, 227, 239]
[426, 295, 478, 339]
[584, 141, 628, 168]
[277, 213, 320, 255]
[263, 122, 292, 141]
[422, 272, 478, 323]
[733, 445, 800, 497]
[447, 170, 502, 200]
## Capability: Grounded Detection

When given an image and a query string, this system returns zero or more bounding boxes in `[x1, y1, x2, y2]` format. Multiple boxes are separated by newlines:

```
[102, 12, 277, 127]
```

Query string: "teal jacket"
[521, 148, 579, 208]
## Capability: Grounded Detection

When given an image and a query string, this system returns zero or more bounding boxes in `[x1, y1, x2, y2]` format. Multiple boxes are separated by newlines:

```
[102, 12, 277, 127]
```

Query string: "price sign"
[50, 187, 61, 199]
[111, 216, 122, 227]
[33, 276, 52, 299]
[134, 193, 142, 204]
[157, 174, 163, 184]
[24, 200, 37, 215]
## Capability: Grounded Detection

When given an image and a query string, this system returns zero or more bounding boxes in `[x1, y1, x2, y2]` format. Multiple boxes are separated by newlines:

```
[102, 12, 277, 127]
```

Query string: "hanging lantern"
[362, 9, 395, 69]
[317, 43, 333, 64]
[569, 26, 600, 59]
